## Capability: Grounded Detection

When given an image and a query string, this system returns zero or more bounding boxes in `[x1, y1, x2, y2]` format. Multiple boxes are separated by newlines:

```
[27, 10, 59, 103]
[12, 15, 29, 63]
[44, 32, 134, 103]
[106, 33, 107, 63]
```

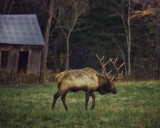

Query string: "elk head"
[96, 54, 125, 94]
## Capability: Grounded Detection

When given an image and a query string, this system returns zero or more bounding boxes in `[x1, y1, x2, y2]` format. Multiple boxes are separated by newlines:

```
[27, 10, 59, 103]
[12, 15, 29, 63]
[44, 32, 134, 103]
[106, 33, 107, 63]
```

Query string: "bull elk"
[52, 55, 124, 111]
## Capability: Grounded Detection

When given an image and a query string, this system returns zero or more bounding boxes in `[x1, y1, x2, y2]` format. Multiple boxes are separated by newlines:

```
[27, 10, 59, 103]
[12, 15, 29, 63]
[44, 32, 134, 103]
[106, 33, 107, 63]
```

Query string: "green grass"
[0, 81, 160, 128]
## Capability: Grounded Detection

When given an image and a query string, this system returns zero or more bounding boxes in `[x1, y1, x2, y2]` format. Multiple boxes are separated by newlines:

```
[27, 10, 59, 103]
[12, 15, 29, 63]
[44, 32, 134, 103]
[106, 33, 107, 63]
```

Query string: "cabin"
[0, 14, 45, 77]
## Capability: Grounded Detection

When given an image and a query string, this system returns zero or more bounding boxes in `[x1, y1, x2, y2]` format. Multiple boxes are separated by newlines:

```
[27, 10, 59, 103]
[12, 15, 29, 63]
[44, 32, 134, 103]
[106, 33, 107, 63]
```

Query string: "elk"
[52, 55, 124, 111]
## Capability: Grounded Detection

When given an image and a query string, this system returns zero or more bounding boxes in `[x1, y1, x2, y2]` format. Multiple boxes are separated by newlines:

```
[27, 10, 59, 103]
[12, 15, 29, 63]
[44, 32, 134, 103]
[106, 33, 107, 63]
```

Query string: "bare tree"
[0, 0, 15, 14]
[53, 0, 89, 70]
[40, 0, 55, 82]
[110, 0, 132, 77]
[111, 36, 128, 77]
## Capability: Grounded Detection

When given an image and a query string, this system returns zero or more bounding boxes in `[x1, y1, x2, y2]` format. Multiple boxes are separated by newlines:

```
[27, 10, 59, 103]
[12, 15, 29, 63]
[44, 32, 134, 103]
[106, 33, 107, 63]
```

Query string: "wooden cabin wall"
[0, 44, 43, 75]
[0, 52, 1, 67]
[28, 49, 41, 74]
[9, 50, 19, 74]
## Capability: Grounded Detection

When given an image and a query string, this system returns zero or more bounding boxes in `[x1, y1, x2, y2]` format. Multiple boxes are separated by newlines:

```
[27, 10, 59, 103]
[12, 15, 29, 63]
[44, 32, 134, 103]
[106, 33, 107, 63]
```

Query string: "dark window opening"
[18, 51, 29, 73]
[0, 51, 9, 69]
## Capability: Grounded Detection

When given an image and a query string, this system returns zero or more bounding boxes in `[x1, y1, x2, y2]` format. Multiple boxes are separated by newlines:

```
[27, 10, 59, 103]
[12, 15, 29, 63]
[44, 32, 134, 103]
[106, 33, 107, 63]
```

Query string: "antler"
[110, 58, 125, 81]
[96, 54, 112, 78]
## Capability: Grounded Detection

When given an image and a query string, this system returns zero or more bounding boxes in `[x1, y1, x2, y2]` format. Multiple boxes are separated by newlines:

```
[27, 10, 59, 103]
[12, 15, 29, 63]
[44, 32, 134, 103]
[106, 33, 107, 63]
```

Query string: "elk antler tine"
[105, 70, 112, 79]
[105, 70, 112, 77]
[118, 62, 125, 70]
[115, 58, 118, 63]
[109, 58, 113, 61]
[106, 70, 112, 76]
[96, 54, 104, 60]
[96, 54, 112, 78]
[110, 57, 125, 81]
[112, 74, 118, 81]
[111, 57, 118, 64]
[104, 61, 111, 66]
[119, 70, 123, 76]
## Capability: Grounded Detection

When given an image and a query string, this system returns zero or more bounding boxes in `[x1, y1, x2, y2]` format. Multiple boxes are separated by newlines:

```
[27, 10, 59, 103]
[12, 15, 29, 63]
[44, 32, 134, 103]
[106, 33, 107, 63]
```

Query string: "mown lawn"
[0, 81, 160, 128]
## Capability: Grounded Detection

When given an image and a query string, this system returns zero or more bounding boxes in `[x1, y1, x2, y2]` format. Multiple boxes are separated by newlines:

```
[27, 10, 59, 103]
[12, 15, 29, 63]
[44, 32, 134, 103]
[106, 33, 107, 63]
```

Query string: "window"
[0, 51, 9, 69]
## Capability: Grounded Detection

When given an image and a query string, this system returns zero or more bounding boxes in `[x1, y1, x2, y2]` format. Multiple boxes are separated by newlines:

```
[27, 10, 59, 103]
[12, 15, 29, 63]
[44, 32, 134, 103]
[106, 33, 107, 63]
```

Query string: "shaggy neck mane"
[96, 73, 110, 87]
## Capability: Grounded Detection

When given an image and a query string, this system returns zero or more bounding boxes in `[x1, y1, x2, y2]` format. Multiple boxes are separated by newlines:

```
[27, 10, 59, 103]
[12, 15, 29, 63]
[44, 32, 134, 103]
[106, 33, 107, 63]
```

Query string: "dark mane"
[96, 73, 110, 85]
[96, 73, 111, 94]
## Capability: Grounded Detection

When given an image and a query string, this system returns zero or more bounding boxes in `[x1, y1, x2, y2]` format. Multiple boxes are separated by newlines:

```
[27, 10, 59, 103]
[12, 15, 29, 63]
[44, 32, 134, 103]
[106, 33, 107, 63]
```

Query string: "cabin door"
[18, 51, 29, 73]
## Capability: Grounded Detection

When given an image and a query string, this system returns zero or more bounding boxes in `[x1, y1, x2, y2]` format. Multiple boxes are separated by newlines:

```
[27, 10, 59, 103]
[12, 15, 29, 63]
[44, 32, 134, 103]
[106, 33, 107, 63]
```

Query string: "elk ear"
[112, 75, 118, 81]
[112, 70, 123, 81]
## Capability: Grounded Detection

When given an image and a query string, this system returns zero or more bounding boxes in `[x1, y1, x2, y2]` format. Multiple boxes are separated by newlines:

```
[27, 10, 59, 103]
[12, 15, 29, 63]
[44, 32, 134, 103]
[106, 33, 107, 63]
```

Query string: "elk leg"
[90, 92, 95, 110]
[52, 91, 61, 110]
[61, 92, 68, 111]
[85, 91, 90, 110]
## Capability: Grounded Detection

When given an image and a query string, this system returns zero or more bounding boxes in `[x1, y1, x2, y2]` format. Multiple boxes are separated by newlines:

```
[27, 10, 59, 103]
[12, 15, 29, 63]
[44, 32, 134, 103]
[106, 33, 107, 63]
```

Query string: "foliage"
[0, 81, 160, 127]
[0, 0, 159, 79]
[0, 70, 55, 84]
[0, 70, 10, 84]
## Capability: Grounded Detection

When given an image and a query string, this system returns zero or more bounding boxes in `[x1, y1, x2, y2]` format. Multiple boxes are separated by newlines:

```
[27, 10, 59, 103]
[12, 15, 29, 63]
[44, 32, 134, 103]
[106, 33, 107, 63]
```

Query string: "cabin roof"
[0, 14, 45, 46]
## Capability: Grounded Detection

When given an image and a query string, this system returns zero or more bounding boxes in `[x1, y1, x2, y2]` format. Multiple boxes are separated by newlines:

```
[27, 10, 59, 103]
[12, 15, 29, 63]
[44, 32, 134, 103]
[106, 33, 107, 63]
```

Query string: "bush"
[0, 69, 56, 85]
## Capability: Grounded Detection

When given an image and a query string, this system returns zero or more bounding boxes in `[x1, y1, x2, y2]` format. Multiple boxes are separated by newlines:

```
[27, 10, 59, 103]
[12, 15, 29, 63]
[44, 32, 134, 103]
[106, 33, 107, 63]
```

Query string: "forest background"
[0, 0, 160, 80]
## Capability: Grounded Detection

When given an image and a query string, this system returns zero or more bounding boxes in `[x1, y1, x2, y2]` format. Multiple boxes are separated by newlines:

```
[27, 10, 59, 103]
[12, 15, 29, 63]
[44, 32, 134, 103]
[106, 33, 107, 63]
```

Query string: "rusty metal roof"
[0, 14, 45, 46]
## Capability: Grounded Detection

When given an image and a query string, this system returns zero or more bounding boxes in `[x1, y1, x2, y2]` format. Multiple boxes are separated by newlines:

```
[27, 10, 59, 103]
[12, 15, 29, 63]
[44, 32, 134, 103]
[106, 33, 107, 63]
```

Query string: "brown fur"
[52, 67, 117, 111]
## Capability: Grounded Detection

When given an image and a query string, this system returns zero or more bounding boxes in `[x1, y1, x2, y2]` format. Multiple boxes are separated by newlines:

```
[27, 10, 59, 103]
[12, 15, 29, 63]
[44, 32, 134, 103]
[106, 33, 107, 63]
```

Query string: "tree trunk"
[120, 0, 132, 77]
[127, 0, 132, 77]
[65, 38, 70, 70]
[127, 47, 131, 76]
[127, 27, 131, 77]
[40, 0, 54, 83]
[155, 12, 160, 79]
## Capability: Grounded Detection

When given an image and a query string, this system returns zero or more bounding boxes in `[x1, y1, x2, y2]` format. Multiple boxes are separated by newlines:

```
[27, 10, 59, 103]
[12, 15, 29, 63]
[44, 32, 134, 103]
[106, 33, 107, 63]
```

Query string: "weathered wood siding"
[28, 49, 41, 74]
[9, 50, 19, 74]
[0, 44, 43, 75]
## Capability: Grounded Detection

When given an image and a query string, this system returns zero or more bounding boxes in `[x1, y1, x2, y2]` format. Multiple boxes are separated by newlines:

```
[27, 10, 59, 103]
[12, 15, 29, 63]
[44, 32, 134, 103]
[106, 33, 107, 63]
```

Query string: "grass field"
[0, 81, 160, 128]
